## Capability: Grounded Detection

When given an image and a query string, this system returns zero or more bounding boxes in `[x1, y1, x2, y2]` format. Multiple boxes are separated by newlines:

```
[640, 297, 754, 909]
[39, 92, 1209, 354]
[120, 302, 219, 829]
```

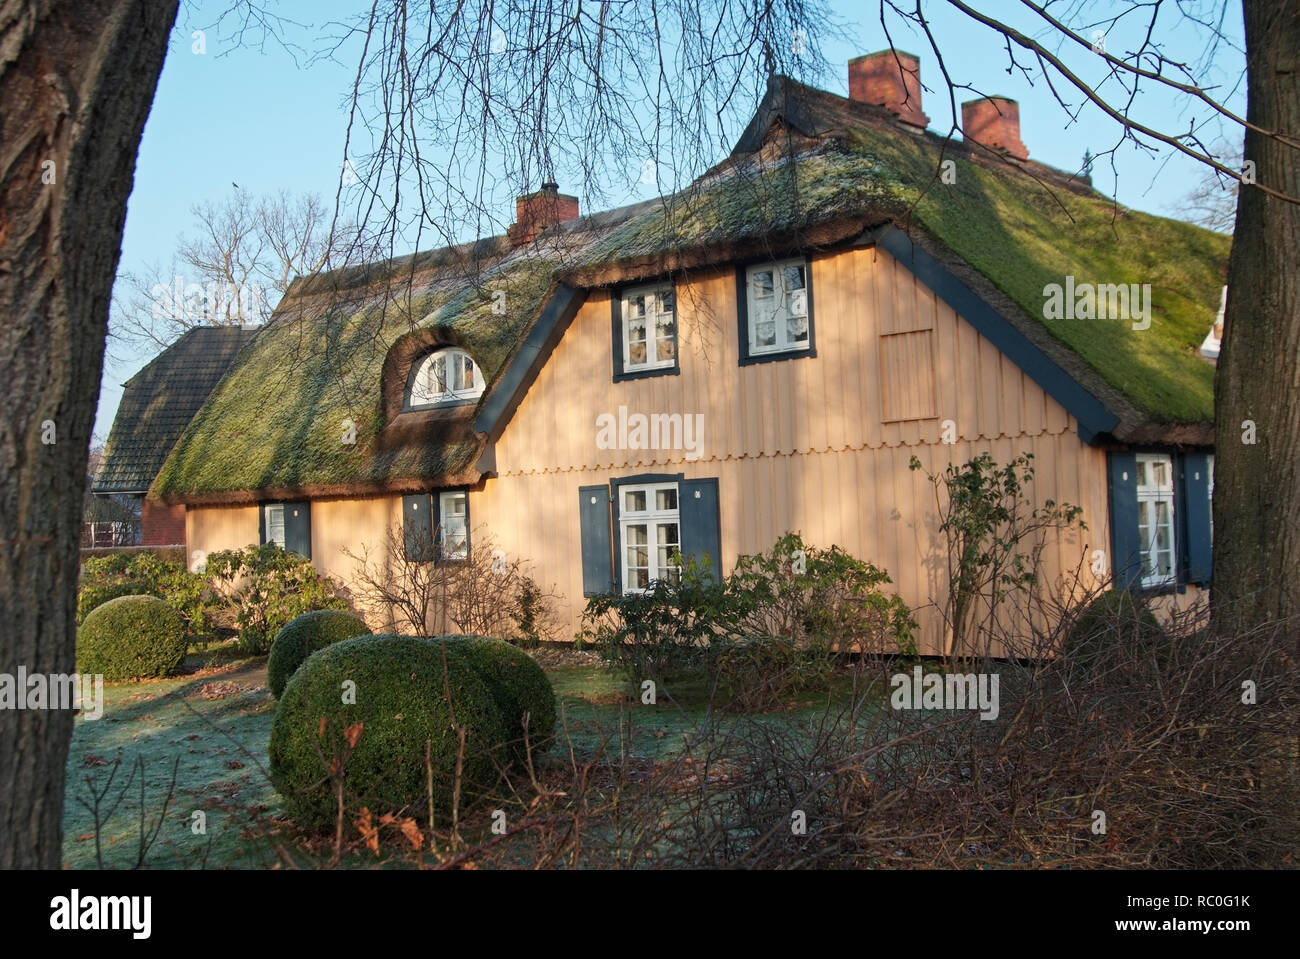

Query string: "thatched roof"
[152, 75, 1226, 505]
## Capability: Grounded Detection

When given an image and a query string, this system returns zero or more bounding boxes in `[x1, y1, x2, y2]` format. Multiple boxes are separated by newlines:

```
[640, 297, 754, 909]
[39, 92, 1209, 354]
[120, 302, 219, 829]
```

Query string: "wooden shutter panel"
[284, 501, 312, 560]
[679, 477, 723, 584]
[403, 494, 434, 562]
[579, 485, 614, 596]
[1182, 452, 1213, 585]
[1107, 453, 1140, 589]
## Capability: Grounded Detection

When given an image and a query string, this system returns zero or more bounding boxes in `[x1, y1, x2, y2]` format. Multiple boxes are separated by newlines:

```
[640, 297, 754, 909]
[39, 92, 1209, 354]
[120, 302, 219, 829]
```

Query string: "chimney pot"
[848, 49, 929, 129]
[961, 96, 1029, 160]
[509, 182, 580, 246]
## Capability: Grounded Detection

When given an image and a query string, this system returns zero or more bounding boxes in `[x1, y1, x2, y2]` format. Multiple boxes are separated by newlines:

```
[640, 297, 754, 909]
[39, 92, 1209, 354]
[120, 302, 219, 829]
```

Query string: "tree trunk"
[1212, 0, 1300, 636]
[0, 0, 176, 868]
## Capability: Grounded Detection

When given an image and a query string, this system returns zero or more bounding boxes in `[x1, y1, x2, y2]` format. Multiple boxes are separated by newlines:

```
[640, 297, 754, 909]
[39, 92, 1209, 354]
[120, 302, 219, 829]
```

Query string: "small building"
[94, 325, 257, 547]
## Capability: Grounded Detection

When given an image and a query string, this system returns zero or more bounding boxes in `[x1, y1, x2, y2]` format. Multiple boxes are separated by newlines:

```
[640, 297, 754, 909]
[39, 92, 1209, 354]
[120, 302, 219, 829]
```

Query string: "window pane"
[656, 488, 677, 511]
[461, 356, 475, 391]
[628, 342, 647, 365]
[628, 294, 646, 318]
[788, 287, 807, 317]
[265, 505, 285, 547]
[752, 270, 774, 298]
[783, 264, 806, 291]
[658, 288, 675, 313]
[431, 355, 447, 394]
[755, 317, 777, 348]
[624, 489, 646, 513]
[787, 313, 809, 342]
[1136, 461, 1148, 487]
[657, 522, 679, 547]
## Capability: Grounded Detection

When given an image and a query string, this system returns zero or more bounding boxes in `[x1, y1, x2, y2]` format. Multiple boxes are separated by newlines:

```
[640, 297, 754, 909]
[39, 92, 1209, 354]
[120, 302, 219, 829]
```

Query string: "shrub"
[267, 610, 372, 698]
[714, 634, 837, 712]
[437, 636, 556, 757]
[268, 635, 510, 829]
[77, 594, 188, 681]
[1064, 588, 1163, 673]
[207, 543, 348, 653]
[77, 552, 214, 637]
[582, 554, 741, 683]
[729, 532, 917, 656]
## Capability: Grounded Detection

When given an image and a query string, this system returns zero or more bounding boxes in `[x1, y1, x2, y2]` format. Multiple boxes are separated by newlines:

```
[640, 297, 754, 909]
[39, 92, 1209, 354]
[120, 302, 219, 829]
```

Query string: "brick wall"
[847, 50, 929, 128]
[141, 499, 186, 547]
[961, 96, 1029, 160]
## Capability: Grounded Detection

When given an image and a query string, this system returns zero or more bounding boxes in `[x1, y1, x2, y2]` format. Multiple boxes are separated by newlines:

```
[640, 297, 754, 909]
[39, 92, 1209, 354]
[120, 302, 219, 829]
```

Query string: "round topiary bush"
[1064, 589, 1163, 672]
[267, 609, 372, 698]
[268, 635, 510, 829]
[437, 636, 557, 758]
[76, 594, 188, 681]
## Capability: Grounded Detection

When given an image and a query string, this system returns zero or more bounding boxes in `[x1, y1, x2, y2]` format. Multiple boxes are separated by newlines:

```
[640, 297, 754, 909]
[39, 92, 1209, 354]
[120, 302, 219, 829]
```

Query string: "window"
[1136, 453, 1176, 588]
[407, 348, 484, 408]
[619, 482, 680, 592]
[743, 258, 812, 359]
[439, 490, 469, 562]
[263, 503, 286, 549]
[620, 285, 677, 373]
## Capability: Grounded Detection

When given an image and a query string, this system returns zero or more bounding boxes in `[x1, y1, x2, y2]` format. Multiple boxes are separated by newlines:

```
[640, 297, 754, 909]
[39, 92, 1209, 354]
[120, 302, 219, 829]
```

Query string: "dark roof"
[94, 326, 258, 493]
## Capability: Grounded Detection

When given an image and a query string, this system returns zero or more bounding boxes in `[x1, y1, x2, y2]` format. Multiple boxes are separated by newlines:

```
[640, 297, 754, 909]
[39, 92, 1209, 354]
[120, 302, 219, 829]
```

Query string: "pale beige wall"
[186, 505, 259, 572]
[482, 245, 1112, 654]
[185, 245, 1116, 655]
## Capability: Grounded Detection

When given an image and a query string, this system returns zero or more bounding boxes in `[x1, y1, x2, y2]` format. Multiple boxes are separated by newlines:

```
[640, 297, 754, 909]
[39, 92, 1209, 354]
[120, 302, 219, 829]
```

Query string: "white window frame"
[621, 284, 677, 372]
[263, 503, 286, 549]
[408, 348, 484, 408]
[438, 490, 469, 562]
[1207, 453, 1215, 543]
[1135, 453, 1177, 589]
[619, 481, 681, 594]
[745, 258, 810, 356]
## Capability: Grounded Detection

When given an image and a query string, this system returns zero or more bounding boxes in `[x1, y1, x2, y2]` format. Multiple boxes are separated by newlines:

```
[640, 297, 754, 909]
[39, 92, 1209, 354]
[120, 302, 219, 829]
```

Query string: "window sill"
[614, 363, 680, 383]
[739, 345, 816, 367]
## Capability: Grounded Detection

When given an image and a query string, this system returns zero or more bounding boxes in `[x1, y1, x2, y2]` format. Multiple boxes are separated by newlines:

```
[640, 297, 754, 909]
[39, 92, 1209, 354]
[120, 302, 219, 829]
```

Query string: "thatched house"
[150, 51, 1226, 653]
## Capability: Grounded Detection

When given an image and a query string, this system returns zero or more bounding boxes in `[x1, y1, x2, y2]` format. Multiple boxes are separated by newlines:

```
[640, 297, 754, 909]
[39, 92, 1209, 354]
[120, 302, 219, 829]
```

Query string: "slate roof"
[94, 326, 258, 493]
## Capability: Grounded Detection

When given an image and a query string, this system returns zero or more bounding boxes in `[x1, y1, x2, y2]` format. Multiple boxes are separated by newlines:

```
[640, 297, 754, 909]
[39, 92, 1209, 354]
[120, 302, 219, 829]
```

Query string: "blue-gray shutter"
[679, 477, 723, 584]
[1182, 452, 1213, 585]
[579, 485, 614, 596]
[1107, 453, 1140, 589]
[403, 494, 434, 562]
[284, 501, 311, 560]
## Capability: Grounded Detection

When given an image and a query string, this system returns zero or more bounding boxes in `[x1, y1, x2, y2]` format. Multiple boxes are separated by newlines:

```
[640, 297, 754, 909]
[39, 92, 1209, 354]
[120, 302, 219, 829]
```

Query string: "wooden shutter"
[284, 501, 312, 560]
[1107, 453, 1140, 589]
[679, 477, 723, 584]
[1181, 452, 1213, 586]
[403, 494, 434, 562]
[578, 485, 614, 596]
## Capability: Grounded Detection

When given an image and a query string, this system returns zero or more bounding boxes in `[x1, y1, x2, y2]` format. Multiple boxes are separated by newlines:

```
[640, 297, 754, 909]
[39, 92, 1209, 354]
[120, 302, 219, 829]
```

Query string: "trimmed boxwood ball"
[438, 636, 557, 757]
[267, 609, 371, 698]
[1065, 589, 1163, 671]
[76, 594, 187, 681]
[268, 635, 510, 829]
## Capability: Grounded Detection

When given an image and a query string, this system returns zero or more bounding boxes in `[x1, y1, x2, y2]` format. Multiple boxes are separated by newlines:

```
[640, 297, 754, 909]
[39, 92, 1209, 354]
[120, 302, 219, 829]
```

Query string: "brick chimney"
[508, 181, 580, 246]
[961, 96, 1029, 160]
[847, 49, 929, 129]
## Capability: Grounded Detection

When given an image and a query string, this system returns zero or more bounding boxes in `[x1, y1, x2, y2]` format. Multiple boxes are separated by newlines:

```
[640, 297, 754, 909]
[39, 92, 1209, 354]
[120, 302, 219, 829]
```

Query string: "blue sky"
[95, 0, 1245, 442]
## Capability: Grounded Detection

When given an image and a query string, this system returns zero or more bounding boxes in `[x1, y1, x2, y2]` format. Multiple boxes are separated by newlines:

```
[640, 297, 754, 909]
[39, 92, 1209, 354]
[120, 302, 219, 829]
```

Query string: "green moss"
[152, 254, 557, 497]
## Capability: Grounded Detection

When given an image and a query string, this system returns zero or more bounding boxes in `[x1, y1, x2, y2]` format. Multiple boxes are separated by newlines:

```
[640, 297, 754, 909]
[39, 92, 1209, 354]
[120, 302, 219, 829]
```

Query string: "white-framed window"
[263, 503, 286, 549]
[621, 284, 677, 372]
[619, 482, 680, 592]
[439, 490, 469, 561]
[745, 258, 810, 355]
[1136, 453, 1176, 588]
[408, 348, 484, 408]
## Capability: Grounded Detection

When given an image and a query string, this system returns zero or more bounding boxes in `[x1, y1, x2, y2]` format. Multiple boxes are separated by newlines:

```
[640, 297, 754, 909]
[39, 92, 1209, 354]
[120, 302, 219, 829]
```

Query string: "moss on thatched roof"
[155, 75, 1226, 503]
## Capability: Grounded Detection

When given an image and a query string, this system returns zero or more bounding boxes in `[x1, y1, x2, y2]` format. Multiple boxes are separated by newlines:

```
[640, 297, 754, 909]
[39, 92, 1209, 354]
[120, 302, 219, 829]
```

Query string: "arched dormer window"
[406, 347, 484, 409]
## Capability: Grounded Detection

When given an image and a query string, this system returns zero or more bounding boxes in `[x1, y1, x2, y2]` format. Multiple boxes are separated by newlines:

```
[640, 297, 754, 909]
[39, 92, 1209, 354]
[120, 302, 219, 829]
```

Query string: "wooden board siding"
[484, 245, 1113, 654]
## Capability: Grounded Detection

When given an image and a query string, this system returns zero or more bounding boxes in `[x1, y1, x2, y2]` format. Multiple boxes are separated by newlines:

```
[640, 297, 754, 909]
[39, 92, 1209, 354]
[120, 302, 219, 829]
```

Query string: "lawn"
[62, 646, 874, 869]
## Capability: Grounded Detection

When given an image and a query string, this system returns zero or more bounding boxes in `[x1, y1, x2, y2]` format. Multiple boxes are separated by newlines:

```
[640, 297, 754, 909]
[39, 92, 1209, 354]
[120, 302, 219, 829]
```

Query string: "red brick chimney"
[847, 49, 929, 129]
[961, 96, 1029, 160]
[508, 181, 580, 246]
